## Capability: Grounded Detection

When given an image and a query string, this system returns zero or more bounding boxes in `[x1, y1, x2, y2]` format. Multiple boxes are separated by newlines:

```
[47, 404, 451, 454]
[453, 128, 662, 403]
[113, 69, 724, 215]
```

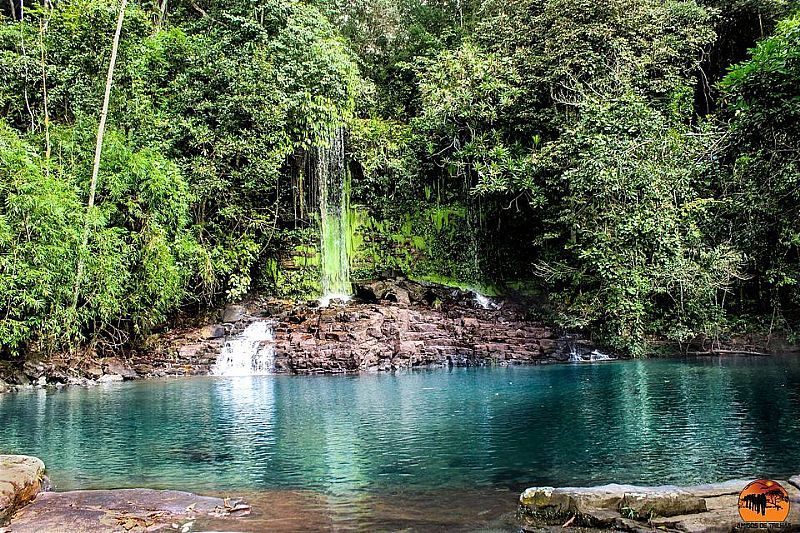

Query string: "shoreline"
[5, 454, 800, 532]
[519, 477, 800, 532]
[0, 279, 581, 393]
[2, 278, 798, 395]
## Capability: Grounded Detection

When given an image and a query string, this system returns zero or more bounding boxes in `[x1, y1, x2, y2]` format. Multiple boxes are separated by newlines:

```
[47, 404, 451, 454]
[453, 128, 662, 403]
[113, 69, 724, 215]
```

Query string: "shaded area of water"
[1, 357, 799, 529]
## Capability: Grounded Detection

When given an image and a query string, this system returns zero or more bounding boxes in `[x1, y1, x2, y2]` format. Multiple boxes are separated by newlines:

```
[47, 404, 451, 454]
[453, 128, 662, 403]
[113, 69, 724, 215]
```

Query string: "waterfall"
[588, 349, 613, 361]
[211, 321, 275, 376]
[313, 127, 351, 304]
[471, 289, 500, 310]
[568, 347, 615, 363]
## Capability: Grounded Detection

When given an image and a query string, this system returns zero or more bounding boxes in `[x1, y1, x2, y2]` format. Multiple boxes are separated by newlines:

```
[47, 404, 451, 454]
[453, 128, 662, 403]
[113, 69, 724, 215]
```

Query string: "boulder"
[5, 368, 30, 386]
[101, 358, 138, 380]
[790, 475, 800, 491]
[385, 287, 411, 305]
[0, 455, 45, 524]
[22, 361, 45, 379]
[200, 324, 225, 339]
[520, 484, 708, 526]
[222, 304, 246, 323]
[520, 479, 800, 530]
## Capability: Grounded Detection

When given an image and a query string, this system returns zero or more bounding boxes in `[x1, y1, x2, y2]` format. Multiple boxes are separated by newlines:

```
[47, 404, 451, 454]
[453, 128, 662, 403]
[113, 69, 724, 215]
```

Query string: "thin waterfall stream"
[314, 127, 352, 305]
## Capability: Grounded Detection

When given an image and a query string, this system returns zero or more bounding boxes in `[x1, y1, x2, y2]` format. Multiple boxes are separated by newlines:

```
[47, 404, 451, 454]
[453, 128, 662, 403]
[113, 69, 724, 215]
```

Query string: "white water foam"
[317, 292, 352, 308]
[211, 321, 275, 376]
[569, 348, 615, 363]
[588, 349, 613, 361]
[471, 290, 500, 310]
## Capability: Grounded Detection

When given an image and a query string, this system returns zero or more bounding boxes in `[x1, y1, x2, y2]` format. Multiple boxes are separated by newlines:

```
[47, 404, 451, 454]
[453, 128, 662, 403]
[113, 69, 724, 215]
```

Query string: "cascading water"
[211, 321, 275, 376]
[588, 349, 614, 361]
[471, 289, 500, 310]
[313, 127, 351, 305]
[568, 347, 615, 363]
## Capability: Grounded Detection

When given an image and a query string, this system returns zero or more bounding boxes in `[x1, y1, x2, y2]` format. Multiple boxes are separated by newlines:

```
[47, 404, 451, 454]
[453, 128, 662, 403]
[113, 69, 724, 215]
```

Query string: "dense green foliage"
[0, 0, 798, 356]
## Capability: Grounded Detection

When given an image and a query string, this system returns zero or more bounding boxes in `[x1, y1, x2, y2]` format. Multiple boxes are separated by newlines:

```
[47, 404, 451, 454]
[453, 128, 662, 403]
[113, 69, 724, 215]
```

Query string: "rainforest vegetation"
[0, 0, 798, 357]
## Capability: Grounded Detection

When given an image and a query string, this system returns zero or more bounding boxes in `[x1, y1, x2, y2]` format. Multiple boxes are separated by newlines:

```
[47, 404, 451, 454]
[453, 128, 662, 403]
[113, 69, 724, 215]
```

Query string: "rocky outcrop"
[0, 279, 578, 389]
[519, 479, 800, 532]
[272, 301, 560, 372]
[8, 488, 250, 532]
[128, 279, 573, 375]
[0, 455, 45, 524]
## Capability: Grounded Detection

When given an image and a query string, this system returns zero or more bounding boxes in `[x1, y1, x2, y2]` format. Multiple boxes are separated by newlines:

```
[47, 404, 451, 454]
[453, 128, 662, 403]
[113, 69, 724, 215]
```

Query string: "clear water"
[1, 357, 799, 530]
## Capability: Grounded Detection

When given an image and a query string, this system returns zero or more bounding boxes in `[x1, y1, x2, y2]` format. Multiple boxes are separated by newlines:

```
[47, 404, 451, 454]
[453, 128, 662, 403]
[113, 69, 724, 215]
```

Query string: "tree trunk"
[157, 0, 167, 29]
[72, 0, 127, 311]
[40, 0, 51, 162]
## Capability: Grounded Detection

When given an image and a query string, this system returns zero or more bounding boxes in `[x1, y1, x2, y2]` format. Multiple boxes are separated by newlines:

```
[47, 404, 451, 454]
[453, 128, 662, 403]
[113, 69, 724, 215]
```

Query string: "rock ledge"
[519, 478, 800, 532]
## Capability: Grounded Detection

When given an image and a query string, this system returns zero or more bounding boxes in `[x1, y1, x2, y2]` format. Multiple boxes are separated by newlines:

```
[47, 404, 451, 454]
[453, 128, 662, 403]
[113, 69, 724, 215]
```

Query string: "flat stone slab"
[519, 478, 800, 531]
[8, 488, 248, 532]
[0, 455, 45, 524]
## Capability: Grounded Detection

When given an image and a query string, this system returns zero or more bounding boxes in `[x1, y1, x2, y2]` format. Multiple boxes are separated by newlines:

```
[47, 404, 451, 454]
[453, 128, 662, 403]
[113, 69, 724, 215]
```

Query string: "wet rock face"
[0, 279, 572, 388]
[0, 455, 46, 525]
[149, 279, 568, 375]
[272, 302, 559, 373]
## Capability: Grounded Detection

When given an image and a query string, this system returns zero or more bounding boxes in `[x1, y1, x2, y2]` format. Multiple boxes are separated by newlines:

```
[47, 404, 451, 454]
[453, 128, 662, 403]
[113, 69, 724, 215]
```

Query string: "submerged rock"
[0, 455, 46, 524]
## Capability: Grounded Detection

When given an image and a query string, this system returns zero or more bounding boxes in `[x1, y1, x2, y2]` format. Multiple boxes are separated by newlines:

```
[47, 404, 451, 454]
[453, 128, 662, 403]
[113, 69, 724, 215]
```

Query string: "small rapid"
[210, 321, 275, 376]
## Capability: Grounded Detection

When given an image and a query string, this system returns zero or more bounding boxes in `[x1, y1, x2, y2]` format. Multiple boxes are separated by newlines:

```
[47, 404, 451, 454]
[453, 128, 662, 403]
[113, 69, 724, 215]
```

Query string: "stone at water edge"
[518, 482, 732, 527]
[96, 374, 124, 383]
[101, 357, 139, 380]
[519, 479, 800, 531]
[619, 491, 707, 519]
[8, 489, 248, 533]
[0, 455, 46, 524]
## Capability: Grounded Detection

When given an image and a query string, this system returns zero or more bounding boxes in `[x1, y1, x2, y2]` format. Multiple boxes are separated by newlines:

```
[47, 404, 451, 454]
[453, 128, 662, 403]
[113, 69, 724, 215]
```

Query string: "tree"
[717, 13, 800, 323]
[73, 0, 128, 311]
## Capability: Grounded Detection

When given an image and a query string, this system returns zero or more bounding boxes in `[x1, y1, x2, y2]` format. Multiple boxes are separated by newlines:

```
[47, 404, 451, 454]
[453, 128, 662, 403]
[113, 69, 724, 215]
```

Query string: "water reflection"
[0, 357, 798, 497]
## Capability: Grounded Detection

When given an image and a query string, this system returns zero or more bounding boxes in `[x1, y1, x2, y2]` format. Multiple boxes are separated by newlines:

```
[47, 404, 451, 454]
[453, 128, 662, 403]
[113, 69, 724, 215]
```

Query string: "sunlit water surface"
[1, 357, 799, 530]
